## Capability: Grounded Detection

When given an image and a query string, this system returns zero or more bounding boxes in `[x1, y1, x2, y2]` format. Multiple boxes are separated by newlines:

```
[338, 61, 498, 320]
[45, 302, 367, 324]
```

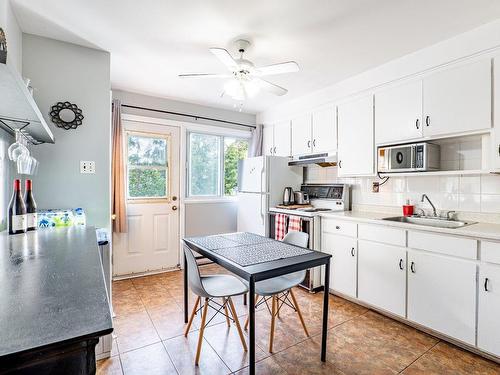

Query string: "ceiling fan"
[179, 39, 299, 101]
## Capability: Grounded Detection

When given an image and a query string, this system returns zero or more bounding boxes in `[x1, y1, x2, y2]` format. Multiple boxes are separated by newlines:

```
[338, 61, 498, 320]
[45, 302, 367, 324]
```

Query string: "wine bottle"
[8, 179, 27, 235]
[24, 179, 37, 231]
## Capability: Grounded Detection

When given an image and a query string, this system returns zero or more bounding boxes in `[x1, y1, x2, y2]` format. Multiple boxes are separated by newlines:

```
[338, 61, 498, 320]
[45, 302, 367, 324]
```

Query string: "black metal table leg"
[243, 293, 247, 306]
[321, 259, 330, 362]
[248, 278, 256, 375]
[183, 252, 188, 323]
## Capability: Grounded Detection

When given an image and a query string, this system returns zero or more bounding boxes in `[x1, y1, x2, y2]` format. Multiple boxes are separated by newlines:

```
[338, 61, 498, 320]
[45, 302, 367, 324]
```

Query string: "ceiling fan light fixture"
[223, 78, 260, 101]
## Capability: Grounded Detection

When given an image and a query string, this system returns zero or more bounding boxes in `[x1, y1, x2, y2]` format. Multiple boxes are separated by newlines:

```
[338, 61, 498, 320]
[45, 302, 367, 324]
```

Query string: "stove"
[268, 184, 351, 292]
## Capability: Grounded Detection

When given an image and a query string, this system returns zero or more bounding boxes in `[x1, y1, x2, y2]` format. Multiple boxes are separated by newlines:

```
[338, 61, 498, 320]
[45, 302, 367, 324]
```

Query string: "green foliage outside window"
[224, 139, 249, 195]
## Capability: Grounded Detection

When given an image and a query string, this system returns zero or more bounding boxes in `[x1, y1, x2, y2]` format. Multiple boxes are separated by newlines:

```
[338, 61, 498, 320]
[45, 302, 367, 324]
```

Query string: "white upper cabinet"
[492, 56, 500, 170]
[273, 120, 291, 156]
[337, 95, 375, 176]
[291, 114, 312, 155]
[263, 125, 274, 156]
[478, 263, 500, 357]
[311, 106, 337, 153]
[375, 80, 423, 145]
[423, 59, 492, 137]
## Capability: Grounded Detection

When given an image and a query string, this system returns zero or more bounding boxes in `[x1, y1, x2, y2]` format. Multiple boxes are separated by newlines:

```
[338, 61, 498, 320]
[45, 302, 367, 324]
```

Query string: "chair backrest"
[282, 231, 309, 248]
[183, 245, 209, 297]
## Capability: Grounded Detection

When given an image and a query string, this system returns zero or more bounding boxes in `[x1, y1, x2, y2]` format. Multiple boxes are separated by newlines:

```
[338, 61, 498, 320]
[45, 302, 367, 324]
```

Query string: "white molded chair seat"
[201, 275, 248, 297]
[254, 271, 305, 296]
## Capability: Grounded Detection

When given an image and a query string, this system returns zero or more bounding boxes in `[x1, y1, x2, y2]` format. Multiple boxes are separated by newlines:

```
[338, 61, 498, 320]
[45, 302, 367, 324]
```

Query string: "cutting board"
[275, 204, 313, 209]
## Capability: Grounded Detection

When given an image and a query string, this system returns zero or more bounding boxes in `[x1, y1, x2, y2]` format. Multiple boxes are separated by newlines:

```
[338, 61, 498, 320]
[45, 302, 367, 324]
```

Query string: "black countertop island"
[0, 226, 113, 374]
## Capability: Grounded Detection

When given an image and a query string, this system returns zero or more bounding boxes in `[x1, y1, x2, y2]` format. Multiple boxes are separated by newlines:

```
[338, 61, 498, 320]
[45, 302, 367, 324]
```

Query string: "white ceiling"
[11, 0, 500, 114]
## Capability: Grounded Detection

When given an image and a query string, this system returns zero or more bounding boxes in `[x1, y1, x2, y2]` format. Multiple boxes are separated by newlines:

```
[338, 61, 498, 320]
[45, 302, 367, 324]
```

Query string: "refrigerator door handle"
[260, 195, 265, 225]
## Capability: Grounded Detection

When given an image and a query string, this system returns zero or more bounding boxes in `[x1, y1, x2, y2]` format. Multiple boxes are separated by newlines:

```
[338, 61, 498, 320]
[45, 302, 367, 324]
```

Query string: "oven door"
[388, 145, 414, 172]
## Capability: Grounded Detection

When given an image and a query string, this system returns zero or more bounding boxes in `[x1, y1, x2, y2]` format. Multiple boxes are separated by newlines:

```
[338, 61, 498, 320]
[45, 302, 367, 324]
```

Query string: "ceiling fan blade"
[210, 48, 238, 70]
[178, 73, 231, 79]
[254, 78, 288, 96]
[256, 61, 299, 76]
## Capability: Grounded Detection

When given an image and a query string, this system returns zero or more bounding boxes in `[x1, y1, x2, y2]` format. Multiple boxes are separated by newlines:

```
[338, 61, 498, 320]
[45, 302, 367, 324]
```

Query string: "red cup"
[403, 205, 414, 216]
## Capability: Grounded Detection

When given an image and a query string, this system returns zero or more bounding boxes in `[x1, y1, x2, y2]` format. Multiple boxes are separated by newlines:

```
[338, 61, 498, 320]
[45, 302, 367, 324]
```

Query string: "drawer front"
[322, 218, 357, 237]
[358, 224, 406, 247]
[482, 241, 500, 265]
[408, 231, 477, 260]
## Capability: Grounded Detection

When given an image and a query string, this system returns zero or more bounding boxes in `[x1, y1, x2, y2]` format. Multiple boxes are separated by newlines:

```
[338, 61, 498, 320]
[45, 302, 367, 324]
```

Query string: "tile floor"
[97, 265, 500, 375]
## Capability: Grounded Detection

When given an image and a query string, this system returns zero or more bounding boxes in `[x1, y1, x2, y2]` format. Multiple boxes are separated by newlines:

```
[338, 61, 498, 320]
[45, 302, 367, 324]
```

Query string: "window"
[126, 133, 169, 199]
[187, 132, 248, 198]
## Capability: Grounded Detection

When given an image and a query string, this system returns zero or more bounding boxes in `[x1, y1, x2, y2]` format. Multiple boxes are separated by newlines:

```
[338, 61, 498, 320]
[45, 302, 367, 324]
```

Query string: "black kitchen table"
[183, 232, 331, 375]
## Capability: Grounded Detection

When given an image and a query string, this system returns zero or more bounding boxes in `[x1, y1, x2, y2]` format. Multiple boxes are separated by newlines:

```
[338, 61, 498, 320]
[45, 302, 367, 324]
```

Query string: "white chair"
[183, 245, 248, 365]
[244, 231, 310, 352]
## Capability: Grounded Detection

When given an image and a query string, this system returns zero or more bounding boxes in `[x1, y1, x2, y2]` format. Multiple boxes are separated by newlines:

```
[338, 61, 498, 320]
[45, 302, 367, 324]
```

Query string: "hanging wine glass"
[8, 130, 29, 162]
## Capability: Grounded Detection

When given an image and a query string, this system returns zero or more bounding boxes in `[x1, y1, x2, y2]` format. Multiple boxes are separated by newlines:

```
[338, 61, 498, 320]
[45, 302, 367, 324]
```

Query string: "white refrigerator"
[237, 156, 303, 236]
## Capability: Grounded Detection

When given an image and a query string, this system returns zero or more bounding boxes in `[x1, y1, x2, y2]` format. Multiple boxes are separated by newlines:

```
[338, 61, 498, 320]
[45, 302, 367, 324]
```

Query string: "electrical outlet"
[80, 161, 96, 174]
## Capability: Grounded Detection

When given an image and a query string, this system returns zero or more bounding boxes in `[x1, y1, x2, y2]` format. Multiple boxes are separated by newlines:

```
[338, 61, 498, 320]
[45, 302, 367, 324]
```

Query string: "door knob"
[172, 196, 178, 201]
[172, 205, 178, 211]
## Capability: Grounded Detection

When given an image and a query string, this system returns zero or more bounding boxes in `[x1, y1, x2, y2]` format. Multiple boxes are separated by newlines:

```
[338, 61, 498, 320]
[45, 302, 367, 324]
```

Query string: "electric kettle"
[282, 187, 295, 206]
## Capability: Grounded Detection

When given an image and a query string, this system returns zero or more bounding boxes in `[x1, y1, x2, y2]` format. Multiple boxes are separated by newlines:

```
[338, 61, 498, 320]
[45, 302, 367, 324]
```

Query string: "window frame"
[186, 131, 249, 199]
[124, 130, 172, 203]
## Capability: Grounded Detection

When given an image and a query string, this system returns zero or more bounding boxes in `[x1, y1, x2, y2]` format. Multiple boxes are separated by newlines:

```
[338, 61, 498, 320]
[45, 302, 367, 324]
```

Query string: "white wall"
[22, 34, 111, 228]
[0, 0, 22, 73]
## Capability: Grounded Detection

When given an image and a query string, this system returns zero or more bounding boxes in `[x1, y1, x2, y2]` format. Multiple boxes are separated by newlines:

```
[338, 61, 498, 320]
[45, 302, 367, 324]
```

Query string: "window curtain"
[111, 99, 127, 233]
[248, 124, 263, 157]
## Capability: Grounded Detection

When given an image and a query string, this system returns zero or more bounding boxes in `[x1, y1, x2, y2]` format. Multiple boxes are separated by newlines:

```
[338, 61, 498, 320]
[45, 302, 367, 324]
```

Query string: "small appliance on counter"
[282, 186, 295, 206]
[378, 142, 440, 173]
[293, 191, 310, 205]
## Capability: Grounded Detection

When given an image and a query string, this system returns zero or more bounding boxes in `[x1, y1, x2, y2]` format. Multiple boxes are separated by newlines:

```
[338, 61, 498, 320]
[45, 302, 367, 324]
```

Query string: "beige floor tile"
[96, 356, 123, 375]
[120, 342, 177, 375]
[113, 310, 161, 353]
[149, 302, 198, 340]
[233, 356, 288, 375]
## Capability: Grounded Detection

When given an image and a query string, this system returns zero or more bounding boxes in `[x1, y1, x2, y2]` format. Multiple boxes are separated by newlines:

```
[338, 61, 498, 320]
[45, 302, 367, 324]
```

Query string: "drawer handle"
[410, 262, 416, 273]
[351, 247, 355, 257]
[484, 278, 490, 292]
[399, 259, 404, 270]
[335, 226, 340, 230]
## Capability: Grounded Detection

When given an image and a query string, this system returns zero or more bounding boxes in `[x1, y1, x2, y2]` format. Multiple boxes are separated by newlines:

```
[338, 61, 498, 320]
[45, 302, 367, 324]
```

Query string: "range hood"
[288, 152, 338, 167]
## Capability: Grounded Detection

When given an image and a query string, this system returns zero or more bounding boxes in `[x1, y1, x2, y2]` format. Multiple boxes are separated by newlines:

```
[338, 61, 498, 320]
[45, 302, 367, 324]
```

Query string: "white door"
[312, 105, 337, 153]
[375, 80, 423, 144]
[338, 96, 375, 176]
[113, 120, 180, 277]
[423, 58, 492, 137]
[291, 114, 312, 155]
[478, 263, 500, 357]
[322, 233, 357, 298]
[263, 125, 274, 155]
[358, 240, 406, 317]
[407, 250, 477, 345]
[273, 120, 291, 156]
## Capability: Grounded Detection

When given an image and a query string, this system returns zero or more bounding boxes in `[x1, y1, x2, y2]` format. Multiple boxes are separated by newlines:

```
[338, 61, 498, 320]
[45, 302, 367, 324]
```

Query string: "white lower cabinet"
[357, 240, 406, 317]
[322, 233, 357, 298]
[478, 263, 500, 357]
[407, 250, 477, 345]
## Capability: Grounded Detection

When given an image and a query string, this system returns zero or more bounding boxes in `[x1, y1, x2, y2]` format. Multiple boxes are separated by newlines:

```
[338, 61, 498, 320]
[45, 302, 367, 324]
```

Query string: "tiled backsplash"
[304, 165, 500, 223]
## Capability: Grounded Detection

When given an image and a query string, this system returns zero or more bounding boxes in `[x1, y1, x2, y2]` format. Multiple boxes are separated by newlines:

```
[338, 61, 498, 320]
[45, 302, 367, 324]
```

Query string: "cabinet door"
[492, 56, 500, 170]
[263, 125, 274, 155]
[273, 120, 291, 156]
[375, 80, 423, 144]
[423, 59, 492, 137]
[322, 233, 357, 298]
[407, 250, 477, 345]
[312, 106, 337, 153]
[291, 114, 312, 155]
[338, 96, 374, 176]
[478, 264, 500, 357]
[358, 240, 406, 317]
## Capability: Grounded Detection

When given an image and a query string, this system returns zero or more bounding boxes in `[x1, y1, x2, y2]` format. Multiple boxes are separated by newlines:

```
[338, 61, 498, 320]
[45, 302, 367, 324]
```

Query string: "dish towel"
[288, 215, 302, 232]
[275, 213, 287, 241]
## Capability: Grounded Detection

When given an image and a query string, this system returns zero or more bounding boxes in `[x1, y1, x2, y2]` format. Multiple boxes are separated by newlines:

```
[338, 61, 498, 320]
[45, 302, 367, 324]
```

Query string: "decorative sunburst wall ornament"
[49, 101, 84, 130]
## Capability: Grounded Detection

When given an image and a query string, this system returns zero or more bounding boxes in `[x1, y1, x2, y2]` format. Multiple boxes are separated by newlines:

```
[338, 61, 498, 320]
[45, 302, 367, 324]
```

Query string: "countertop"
[320, 211, 500, 241]
[0, 226, 113, 358]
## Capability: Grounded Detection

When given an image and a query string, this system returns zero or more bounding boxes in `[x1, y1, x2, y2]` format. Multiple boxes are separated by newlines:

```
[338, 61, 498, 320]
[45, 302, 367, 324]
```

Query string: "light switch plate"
[80, 161, 96, 174]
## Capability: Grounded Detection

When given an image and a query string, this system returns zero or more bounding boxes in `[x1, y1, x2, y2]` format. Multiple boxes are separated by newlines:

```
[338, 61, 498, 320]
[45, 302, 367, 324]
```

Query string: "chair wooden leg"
[244, 294, 260, 330]
[269, 295, 277, 353]
[223, 297, 231, 327]
[184, 296, 200, 337]
[227, 297, 248, 352]
[195, 298, 209, 365]
[290, 288, 309, 337]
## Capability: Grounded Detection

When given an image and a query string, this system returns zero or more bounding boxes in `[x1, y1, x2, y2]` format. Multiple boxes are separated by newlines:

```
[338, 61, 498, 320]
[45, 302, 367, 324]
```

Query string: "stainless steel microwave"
[377, 142, 440, 173]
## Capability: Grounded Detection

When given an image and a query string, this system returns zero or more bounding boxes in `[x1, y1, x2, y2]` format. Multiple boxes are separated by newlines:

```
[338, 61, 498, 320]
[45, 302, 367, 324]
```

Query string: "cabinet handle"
[410, 262, 416, 273]
[425, 116, 430, 127]
[273, 146, 276, 154]
[415, 119, 420, 129]
[498, 144, 500, 156]
[399, 259, 404, 270]
[351, 247, 355, 257]
[313, 139, 316, 147]
[484, 278, 490, 292]
[338, 160, 342, 168]
[307, 140, 311, 148]
[270, 147, 273, 154]
[335, 225, 340, 230]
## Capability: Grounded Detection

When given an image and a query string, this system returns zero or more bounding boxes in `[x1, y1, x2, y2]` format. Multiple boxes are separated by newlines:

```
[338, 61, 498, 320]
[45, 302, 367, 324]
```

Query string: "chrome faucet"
[421, 194, 437, 217]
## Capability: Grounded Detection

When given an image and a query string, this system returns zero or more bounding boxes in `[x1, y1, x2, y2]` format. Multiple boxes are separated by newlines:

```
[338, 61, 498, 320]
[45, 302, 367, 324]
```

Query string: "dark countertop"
[0, 226, 113, 358]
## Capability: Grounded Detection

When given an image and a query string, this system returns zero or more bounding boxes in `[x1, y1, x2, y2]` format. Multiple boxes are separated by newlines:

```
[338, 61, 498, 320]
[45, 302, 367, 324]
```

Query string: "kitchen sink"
[382, 216, 476, 229]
